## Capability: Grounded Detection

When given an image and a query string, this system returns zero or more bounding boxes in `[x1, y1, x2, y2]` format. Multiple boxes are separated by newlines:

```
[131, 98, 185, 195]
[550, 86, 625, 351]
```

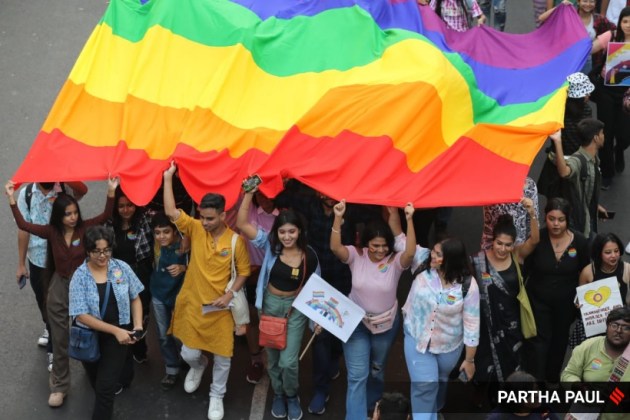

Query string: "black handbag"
[69, 281, 111, 363]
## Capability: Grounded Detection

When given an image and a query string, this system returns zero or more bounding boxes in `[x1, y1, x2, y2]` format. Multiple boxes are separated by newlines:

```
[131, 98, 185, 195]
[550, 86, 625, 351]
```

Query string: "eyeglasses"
[89, 248, 112, 257]
[608, 322, 630, 332]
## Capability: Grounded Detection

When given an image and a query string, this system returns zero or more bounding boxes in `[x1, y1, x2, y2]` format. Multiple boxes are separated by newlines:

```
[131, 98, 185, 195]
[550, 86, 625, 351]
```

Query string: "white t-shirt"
[606, 0, 625, 24]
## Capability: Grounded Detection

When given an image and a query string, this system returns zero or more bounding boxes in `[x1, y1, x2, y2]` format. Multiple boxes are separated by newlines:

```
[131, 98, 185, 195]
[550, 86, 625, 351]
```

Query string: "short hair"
[376, 392, 410, 420]
[500, 371, 539, 413]
[544, 197, 572, 219]
[269, 209, 307, 255]
[360, 220, 395, 257]
[492, 214, 517, 242]
[49, 193, 83, 234]
[607, 307, 630, 325]
[151, 211, 176, 230]
[577, 118, 604, 147]
[199, 193, 225, 213]
[84, 225, 116, 254]
[440, 237, 473, 284]
[591, 233, 625, 269]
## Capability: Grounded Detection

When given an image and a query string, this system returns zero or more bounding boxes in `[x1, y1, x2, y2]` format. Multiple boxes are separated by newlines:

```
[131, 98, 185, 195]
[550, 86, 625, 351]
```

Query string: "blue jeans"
[404, 332, 463, 420]
[312, 329, 343, 395]
[479, 0, 506, 31]
[152, 297, 182, 375]
[343, 312, 401, 420]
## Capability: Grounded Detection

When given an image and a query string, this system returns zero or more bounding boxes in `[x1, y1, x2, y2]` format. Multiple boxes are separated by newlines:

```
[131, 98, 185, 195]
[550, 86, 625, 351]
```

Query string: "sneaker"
[307, 392, 329, 415]
[133, 354, 148, 364]
[47, 352, 53, 372]
[38, 328, 49, 347]
[246, 361, 264, 384]
[208, 396, 224, 420]
[184, 361, 207, 393]
[160, 374, 178, 391]
[271, 394, 287, 418]
[48, 392, 65, 407]
[114, 385, 124, 395]
[286, 395, 302, 420]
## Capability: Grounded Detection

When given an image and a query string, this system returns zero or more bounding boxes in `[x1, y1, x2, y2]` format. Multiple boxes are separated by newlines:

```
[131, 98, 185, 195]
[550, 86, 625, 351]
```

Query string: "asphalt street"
[1, 1, 628, 419]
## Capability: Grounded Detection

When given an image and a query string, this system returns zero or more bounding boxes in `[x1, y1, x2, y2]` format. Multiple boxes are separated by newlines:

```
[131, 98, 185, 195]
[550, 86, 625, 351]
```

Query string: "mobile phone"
[18, 275, 27, 290]
[598, 210, 615, 220]
[242, 175, 262, 193]
[132, 330, 147, 340]
[458, 370, 468, 382]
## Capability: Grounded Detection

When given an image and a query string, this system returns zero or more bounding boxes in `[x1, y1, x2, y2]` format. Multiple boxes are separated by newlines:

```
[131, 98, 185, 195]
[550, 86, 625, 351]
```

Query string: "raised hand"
[404, 202, 415, 220]
[164, 161, 177, 179]
[333, 199, 346, 217]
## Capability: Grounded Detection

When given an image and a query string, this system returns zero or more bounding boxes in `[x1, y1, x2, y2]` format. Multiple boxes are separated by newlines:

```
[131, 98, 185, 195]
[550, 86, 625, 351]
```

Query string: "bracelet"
[331, 227, 340, 234]
[465, 359, 475, 363]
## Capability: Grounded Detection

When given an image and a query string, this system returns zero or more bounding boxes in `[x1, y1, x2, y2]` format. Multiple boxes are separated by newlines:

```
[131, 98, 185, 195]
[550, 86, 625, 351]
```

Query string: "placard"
[292, 273, 365, 342]
[604, 42, 630, 86]
[576, 277, 623, 337]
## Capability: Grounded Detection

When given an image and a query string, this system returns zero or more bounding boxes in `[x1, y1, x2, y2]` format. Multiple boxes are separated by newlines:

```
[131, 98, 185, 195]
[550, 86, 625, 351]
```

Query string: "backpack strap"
[25, 183, 35, 212]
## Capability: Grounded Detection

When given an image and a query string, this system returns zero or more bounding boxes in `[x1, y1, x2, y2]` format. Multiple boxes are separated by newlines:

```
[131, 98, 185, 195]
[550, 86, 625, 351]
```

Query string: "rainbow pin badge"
[71, 238, 81, 247]
[481, 272, 492, 285]
[377, 263, 389, 273]
[127, 231, 137, 241]
[446, 294, 457, 305]
[113, 268, 123, 284]
[591, 359, 602, 370]
[567, 247, 577, 258]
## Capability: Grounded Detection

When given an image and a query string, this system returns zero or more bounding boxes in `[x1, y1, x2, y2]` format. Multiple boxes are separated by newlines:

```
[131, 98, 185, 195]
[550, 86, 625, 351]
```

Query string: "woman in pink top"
[330, 200, 416, 420]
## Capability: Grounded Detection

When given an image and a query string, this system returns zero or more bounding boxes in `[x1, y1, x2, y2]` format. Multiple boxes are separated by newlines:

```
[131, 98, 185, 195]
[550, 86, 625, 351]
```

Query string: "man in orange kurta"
[163, 163, 250, 420]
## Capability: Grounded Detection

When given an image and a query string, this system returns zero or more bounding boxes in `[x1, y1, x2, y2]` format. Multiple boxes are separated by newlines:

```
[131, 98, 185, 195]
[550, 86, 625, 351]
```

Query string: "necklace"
[601, 263, 619, 274]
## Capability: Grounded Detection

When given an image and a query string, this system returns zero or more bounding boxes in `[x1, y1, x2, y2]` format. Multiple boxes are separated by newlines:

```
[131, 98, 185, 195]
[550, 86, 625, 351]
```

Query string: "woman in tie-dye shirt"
[402, 238, 480, 420]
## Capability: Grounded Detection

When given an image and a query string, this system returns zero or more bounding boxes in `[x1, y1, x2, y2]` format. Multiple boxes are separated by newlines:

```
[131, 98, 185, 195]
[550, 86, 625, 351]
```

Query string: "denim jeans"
[342, 312, 401, 420]
[312, 329, 343, 395]
[152, 297, 182, 375]
[404, 332, 463, 420]
[262, 290, 308, 397]
[479, 0, 506, 31]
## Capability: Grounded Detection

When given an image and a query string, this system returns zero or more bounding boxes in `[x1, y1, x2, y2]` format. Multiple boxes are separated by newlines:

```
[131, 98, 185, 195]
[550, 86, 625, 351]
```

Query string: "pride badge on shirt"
[591, 359, 603, 370]
[219, 248, 230, 257]
[446, 294, 457, 305]
[481, 272, 492, 285]
[113, 268, 123, 283]
[567, 247, 577, 258]
[377, 263, 389, 273]
[127, 231, 137, 241]
[71, 238, 81, 247]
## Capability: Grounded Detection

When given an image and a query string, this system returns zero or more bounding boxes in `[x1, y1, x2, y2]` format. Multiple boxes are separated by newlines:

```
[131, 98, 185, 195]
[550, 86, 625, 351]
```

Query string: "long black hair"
[591, 232, 625, 269]
[111, 187, 145, 231]
[434, 0, 465, 19]
[49, 193, 82, 234]
[614, 7, 630, 42]
[268, 209, 307, 255]
[360, 220, 395, 258]
[440, 237, 473, 284]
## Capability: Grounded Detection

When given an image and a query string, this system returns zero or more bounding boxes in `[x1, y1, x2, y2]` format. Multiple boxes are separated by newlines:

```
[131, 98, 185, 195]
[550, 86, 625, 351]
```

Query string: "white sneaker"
[184, 362, 207, 393]
[208, 396, 224, 420]
[38, 328, 49, 347]
[47, 352, 53, 372]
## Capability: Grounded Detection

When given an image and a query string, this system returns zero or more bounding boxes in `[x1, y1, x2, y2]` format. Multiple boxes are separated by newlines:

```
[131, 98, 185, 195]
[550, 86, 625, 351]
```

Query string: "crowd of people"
[6, 2, 630, 420]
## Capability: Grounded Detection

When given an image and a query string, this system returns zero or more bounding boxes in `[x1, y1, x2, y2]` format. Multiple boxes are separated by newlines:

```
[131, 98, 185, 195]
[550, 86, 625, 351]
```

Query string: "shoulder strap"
[228, 233, 238, 287]
[286, 252, 308, 318]
[512, 252, 525, 288]
[462, 275, 472, 298]
[25, 183, 35, 212]
[100, 281, 112, 319]
[575, 153, 588, 182]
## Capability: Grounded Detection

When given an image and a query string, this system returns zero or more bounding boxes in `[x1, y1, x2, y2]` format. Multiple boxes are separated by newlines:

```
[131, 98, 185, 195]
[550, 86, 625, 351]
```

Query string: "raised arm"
[550, 129, 571, 178]
[5, 181, 51, 239]
[85, 176, 118, 226]
[399, 203, 416, 269]
[515, 197, 540, 261]
[163, 162, 181, 221]
[236, 190, 258, 241]
[330, 199, 350, 263]
[387, 206, 403, 236]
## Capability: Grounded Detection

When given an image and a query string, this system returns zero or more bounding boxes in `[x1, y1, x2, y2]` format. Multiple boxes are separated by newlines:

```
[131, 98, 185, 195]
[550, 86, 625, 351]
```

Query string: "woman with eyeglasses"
[5, 177, 117, 408]
[69, 226, 144, 420]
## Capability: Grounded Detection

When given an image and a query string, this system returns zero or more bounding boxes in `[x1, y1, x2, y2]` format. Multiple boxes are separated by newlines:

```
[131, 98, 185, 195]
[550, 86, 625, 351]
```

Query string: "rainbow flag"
[13, 1, 589, 207]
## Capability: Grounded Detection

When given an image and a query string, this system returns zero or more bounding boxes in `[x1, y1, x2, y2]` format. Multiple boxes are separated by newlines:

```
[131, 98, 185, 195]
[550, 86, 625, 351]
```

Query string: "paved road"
[1, 1, 628, 419]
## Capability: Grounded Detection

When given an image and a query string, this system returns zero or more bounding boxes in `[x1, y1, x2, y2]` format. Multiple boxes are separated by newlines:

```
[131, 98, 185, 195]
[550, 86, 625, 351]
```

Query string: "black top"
[269, 247, 318, 292]
[593, 262, 628, 305]
[97, 282, 120, 326]
[497, 260, 519, 298]
[524, 228, 589, 304]
[113, 227, 137, 265]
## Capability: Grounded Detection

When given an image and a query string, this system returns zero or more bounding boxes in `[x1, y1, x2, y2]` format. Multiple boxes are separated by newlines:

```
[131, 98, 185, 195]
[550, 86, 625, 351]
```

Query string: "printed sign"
[576, 277, 623, 337]
[292, 273, 365, 342]
[604, 42, 630, 86]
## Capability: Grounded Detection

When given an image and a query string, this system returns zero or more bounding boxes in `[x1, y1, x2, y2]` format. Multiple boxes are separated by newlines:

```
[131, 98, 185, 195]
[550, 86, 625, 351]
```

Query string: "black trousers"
[82, 333, 128, 420]
[29, 262, 53, 353]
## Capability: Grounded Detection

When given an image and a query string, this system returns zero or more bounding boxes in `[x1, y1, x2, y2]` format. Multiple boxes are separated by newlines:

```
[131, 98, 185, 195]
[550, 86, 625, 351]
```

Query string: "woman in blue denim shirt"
[69, 226, 144, 420]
